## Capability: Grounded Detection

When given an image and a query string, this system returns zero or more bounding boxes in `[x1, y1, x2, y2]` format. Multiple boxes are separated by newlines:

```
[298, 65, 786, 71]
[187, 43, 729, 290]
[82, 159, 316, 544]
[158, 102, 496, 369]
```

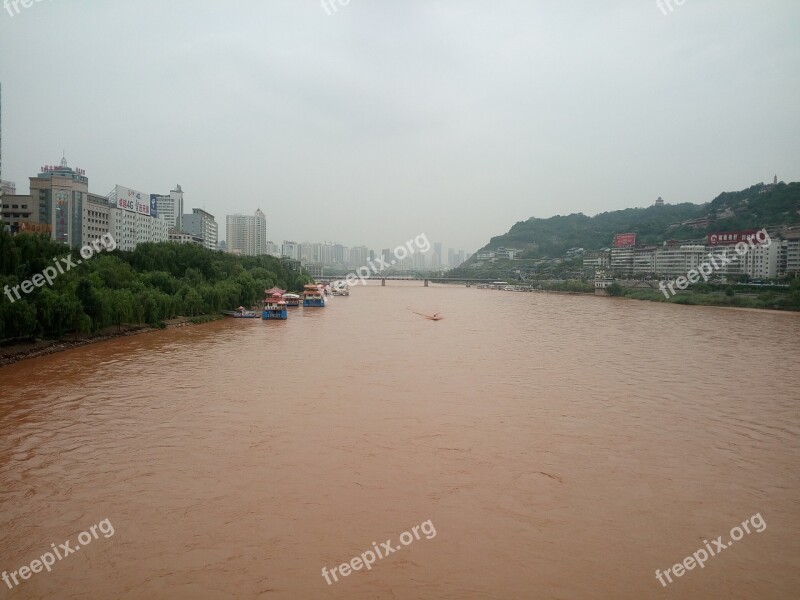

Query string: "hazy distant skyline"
[1, 1, 798, 251]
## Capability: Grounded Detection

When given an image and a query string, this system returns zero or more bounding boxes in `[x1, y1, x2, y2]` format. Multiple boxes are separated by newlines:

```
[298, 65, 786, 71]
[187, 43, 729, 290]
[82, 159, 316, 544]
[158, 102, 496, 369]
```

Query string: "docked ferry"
[282, 293, 301, 307]
[262, 293, 288, 320]
[302, 284, 326, 308]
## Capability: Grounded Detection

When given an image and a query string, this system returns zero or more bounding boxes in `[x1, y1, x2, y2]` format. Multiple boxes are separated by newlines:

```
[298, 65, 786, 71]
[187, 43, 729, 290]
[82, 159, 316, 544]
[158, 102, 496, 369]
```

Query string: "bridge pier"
[382, 278, 386, 286]
[424, 279, 429, 287]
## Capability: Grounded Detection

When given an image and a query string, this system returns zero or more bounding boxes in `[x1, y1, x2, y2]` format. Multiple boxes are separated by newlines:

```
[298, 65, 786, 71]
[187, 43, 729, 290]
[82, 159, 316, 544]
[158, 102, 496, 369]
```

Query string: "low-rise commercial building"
[0, 194, 35, 233]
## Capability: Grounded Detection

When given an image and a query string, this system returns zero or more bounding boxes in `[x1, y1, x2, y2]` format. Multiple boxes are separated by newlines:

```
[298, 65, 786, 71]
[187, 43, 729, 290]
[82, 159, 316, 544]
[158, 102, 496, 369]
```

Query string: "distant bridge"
[318, 271, 501, 286]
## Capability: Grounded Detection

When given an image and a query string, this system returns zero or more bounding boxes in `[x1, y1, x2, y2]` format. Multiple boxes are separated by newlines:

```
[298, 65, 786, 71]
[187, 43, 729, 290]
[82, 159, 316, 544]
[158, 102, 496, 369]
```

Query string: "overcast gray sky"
[1, 0, 798, 252]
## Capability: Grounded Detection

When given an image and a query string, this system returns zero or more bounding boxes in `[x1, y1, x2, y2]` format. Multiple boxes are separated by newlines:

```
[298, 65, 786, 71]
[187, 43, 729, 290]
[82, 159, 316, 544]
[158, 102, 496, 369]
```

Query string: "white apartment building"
[265, 241, 281, 257]
[349, 246, 369, 268]
[281, 241, 300, 260]
[110, 207, 168, 251]
[610, 247, 635, 276]
[108, 185, 168, 251]
[610, 238, 783, 279]
[654, 245, 706, 277]
[226, 209, 267, 256]
[779, 234, 800, 277]
[153, 185, 184, 231]
[740, 242, 779, 279]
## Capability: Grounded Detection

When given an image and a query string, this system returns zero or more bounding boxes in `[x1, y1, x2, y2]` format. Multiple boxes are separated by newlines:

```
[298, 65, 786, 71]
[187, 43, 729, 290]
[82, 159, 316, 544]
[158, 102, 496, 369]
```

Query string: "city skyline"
[2, 156, 473, 258]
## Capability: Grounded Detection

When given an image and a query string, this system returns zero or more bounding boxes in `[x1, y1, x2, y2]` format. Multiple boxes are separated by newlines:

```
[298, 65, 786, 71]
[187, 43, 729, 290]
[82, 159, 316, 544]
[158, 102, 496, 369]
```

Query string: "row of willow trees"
[0, 231, 313, 342]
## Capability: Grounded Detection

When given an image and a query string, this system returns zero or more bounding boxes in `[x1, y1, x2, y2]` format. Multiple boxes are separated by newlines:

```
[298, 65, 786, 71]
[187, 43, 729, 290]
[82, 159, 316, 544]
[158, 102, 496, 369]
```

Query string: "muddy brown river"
[1, 284, 798, 599]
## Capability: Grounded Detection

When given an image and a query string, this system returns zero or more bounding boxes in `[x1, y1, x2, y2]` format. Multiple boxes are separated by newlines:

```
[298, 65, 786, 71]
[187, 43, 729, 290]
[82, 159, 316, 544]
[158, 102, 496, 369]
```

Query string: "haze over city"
[1, 0, 798, 252]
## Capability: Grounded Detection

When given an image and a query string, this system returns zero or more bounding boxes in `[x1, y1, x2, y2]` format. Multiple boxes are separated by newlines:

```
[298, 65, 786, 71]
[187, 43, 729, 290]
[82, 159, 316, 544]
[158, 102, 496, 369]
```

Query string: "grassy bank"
[612, 281, 800, 311]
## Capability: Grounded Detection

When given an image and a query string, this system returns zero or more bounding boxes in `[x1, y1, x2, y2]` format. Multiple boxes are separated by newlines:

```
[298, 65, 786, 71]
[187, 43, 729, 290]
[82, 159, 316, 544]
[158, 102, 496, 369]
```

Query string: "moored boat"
[223, 306, 259, 318]
[331, 281, 350, 296]
[282, 293, 300, 307]
[302, 284, 326, 307]
[262, 293, 288, 320]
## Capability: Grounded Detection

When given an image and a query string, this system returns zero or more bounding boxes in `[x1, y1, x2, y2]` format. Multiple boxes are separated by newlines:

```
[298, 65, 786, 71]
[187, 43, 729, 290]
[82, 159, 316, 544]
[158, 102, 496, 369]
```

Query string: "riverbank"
[614, 287, 800, 312]
[0, 315, 221, 367]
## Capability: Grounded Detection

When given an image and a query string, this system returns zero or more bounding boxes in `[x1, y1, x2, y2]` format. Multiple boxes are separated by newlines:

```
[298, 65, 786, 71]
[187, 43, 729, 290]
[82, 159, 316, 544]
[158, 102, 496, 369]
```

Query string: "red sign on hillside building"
[707, 230, 759, 246]
[613, 233, 636, 248]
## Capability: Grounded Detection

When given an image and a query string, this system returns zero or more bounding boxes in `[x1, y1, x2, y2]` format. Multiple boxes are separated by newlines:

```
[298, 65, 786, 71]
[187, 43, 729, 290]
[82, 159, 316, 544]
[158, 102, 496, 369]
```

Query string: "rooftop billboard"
[613, 233, 636, 248]
[116, 185, 150, 216]
[707, 230, 760, 246]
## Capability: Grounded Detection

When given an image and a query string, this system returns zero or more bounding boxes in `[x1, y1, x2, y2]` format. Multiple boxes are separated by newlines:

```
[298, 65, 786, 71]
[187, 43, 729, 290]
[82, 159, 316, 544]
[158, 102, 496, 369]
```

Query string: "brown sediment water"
[0, 283, 798, 599]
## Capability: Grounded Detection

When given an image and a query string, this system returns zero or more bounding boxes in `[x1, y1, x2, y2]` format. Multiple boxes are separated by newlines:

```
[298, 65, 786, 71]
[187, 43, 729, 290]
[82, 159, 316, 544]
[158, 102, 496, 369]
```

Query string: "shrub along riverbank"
[607, 281, 800, 310]
[0, 231, 312, 343]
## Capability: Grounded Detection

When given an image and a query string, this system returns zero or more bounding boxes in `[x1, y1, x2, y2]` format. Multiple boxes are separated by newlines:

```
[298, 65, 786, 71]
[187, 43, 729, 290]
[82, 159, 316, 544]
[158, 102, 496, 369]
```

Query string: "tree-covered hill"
[0, 233, 312, 342]
[476, 182, 800, 259]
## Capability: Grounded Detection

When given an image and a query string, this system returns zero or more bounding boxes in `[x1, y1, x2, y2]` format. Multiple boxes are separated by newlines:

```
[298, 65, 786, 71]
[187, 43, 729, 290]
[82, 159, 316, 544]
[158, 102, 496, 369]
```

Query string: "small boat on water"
[303, 284, 326, 308]
[282, 293, 300, 307]
[408, 308, 444, 321]
[331, 282, 350, 296]
[262, 293, 288, 320]
[223, 306, 259, 318]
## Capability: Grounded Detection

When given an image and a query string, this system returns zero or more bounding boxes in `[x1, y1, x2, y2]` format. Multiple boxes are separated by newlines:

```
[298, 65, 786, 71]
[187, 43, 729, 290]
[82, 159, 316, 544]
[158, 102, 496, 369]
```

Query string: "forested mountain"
[477, 182, 800, 259]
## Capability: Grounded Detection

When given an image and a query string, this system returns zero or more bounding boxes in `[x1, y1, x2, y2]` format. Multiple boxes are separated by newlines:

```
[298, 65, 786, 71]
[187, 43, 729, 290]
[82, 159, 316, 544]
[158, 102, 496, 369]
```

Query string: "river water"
[1, 283, 798, 599]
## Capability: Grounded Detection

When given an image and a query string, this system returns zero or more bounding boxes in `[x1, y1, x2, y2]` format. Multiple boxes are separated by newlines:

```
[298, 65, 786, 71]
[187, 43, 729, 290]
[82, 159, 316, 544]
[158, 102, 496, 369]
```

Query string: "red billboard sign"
[18, 222, 52, 234]
[707, 230, 759, 246]
[613, 233, 636, 248]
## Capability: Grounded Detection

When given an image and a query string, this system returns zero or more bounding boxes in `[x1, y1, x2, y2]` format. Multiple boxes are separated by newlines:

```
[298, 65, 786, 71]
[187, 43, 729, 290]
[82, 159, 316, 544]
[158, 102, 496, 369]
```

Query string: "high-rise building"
[84, 193, 111, 243]
[182, 208, 218, 251]
[333, 244, 345, 265]
[109, 184, 168, 251]
[779, 233, 800, 277]
[414, 251, 426, 271]
[320, 243, 335, 265]
[265, 241, 281, 257]
[29, 157, 89, 248]
[349, 246, 369, 268]
[433, 242, 442, 268]
[282, 241, 300, 260]
[153, 185, 184, 231]
[226, 209, 267, 256]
